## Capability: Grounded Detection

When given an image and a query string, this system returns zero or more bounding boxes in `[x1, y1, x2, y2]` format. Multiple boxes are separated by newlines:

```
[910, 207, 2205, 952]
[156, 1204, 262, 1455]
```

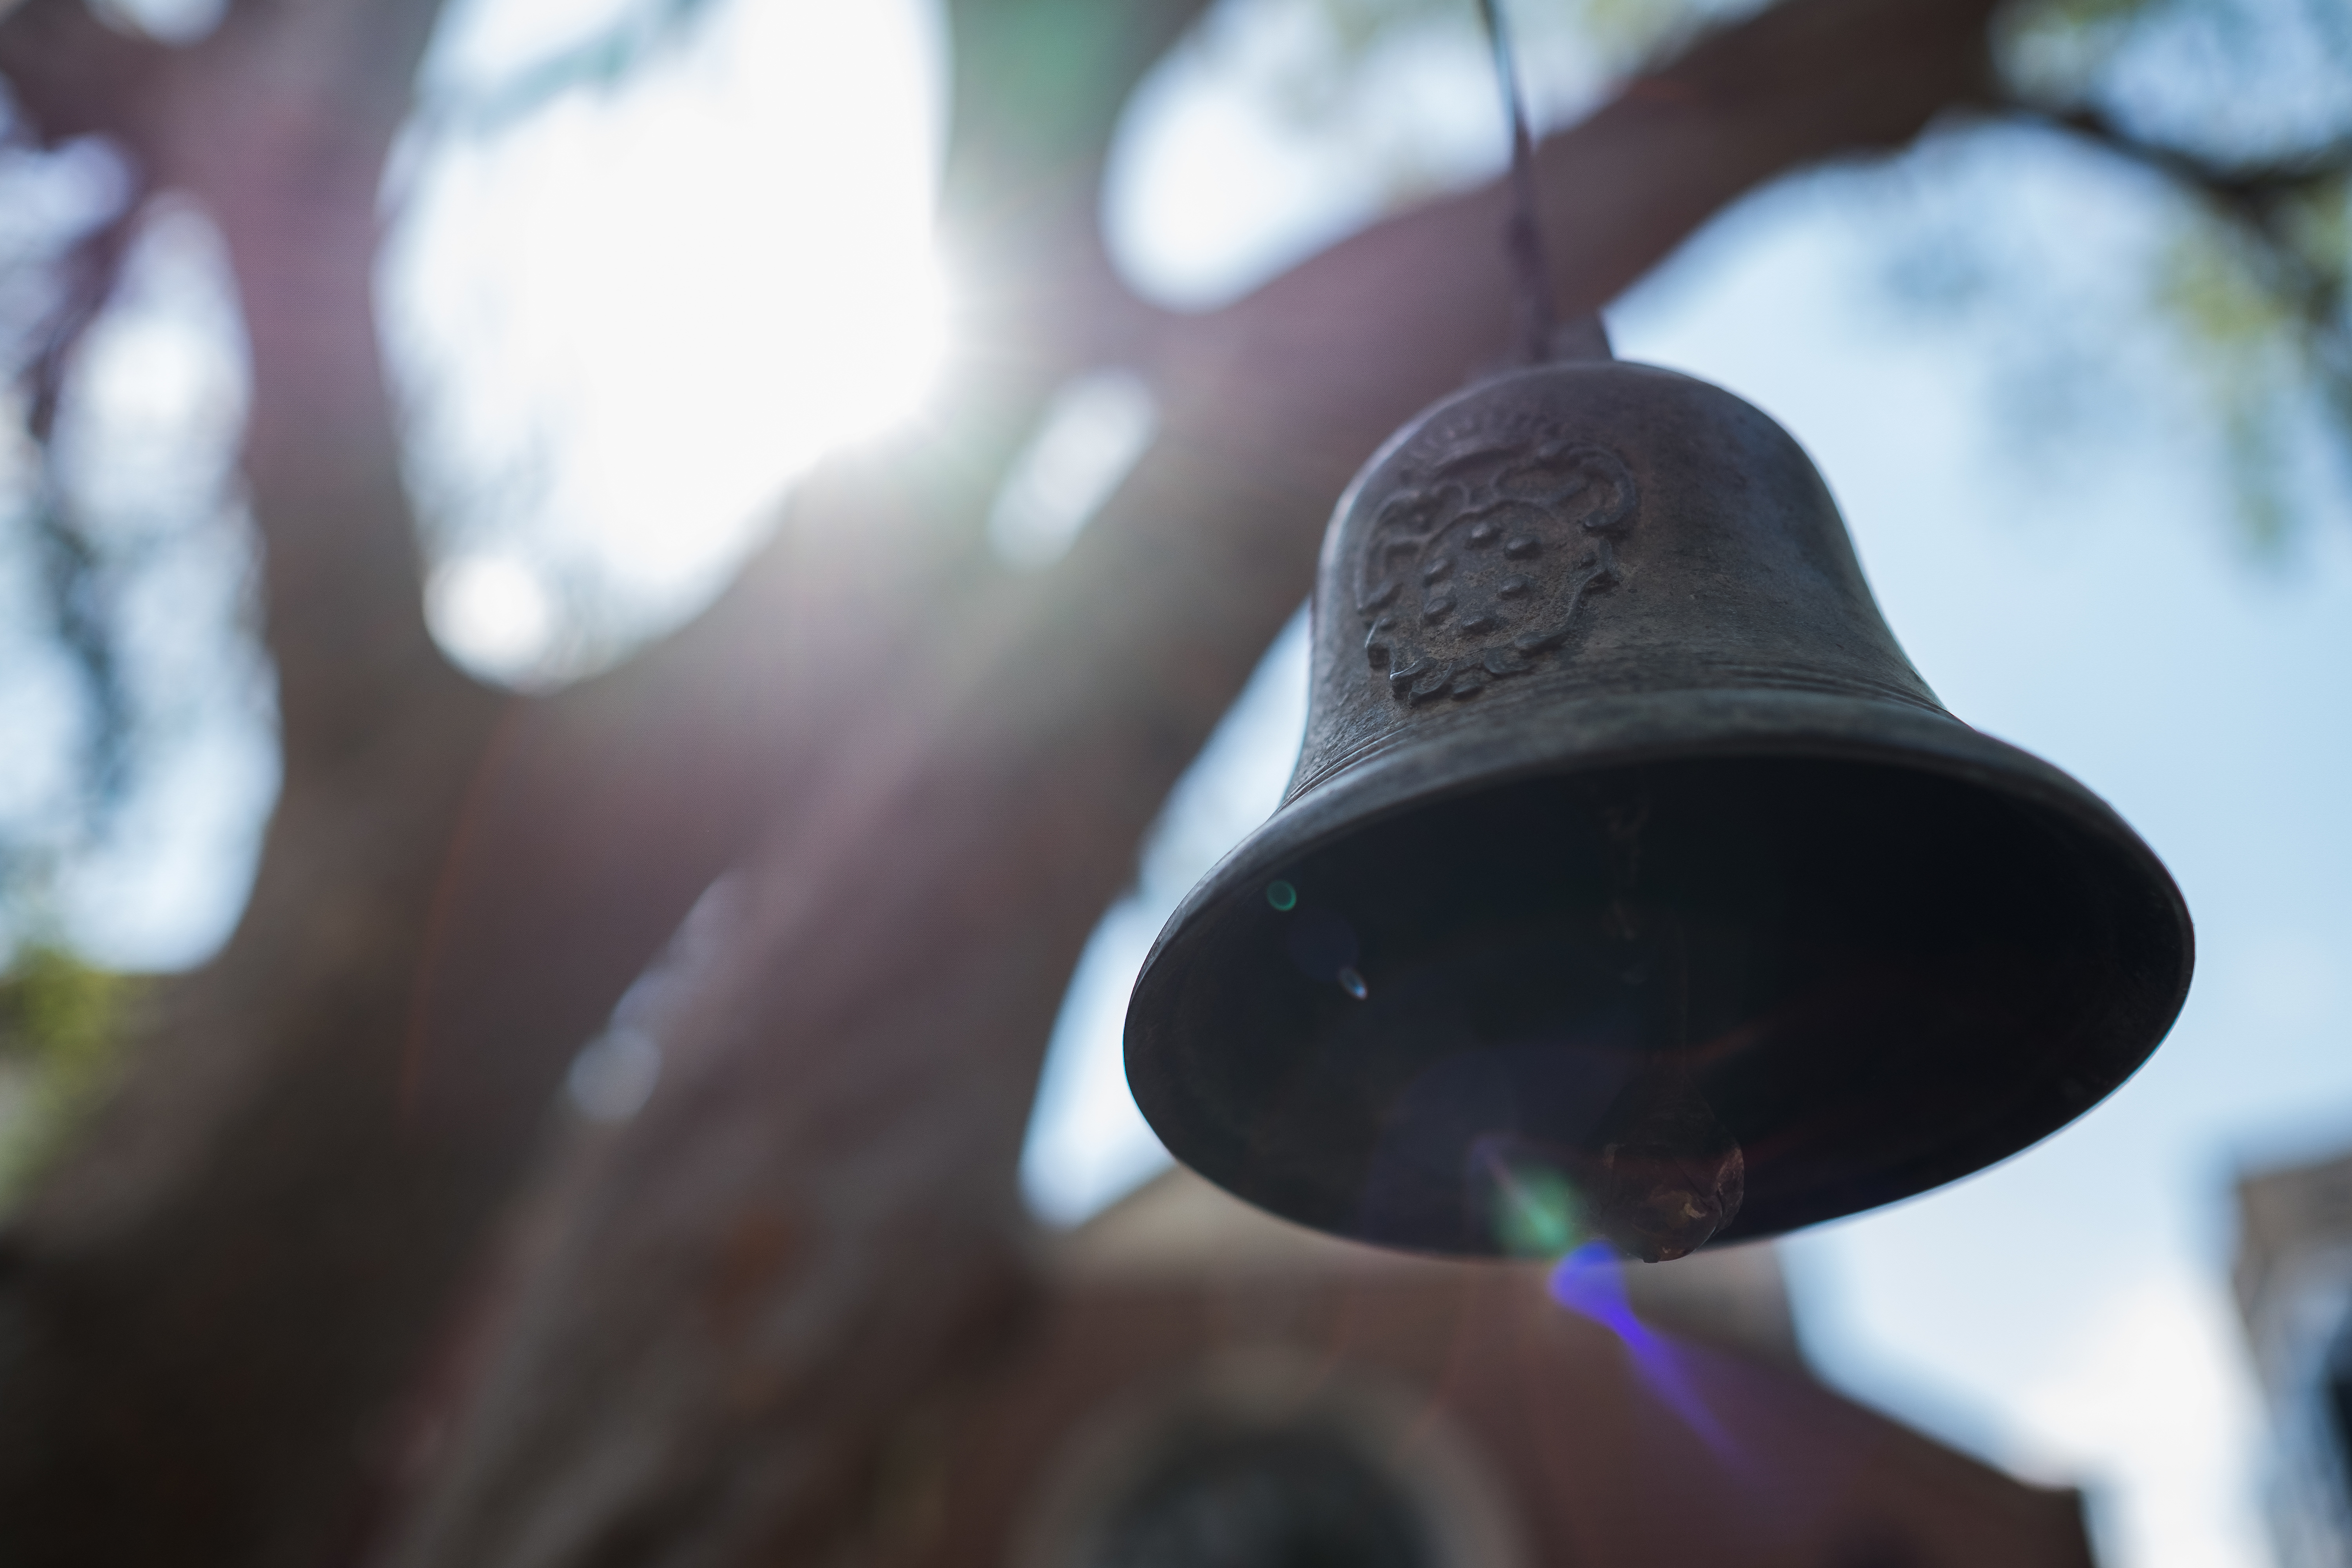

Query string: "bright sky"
[30, 1, 2352, 1565]
[385, 0, 949, 681]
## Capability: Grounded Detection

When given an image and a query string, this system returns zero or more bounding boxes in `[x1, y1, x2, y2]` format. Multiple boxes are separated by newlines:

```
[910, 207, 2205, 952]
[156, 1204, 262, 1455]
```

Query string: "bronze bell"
[1126, 359, 2192, 1263]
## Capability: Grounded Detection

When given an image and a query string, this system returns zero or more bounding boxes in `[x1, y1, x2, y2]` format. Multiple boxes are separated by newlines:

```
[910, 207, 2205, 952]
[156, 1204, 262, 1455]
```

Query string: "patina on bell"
[1125, 359, 2192, 1262]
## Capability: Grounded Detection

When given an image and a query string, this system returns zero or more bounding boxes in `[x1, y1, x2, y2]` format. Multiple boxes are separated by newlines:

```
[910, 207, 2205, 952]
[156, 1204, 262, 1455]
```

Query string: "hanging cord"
[1476, 0, 1552, 364]
[1475, 0, 1610, 364]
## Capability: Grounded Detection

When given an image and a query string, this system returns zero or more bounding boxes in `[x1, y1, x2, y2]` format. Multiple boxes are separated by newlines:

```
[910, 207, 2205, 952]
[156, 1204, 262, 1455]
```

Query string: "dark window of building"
[1825, 1528, 1919, 1568]
[1096, 1427, 1432, 1568]
[2325, 1315, 2352, 1506]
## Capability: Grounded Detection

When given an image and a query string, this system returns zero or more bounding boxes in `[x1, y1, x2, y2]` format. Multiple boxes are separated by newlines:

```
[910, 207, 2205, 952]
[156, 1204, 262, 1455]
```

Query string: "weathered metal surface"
[1127, 360, 2192, 1259]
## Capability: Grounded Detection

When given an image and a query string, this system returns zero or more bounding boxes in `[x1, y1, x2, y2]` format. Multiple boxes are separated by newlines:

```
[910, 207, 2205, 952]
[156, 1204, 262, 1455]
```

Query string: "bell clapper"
[1593, 1063, 1745, 1263]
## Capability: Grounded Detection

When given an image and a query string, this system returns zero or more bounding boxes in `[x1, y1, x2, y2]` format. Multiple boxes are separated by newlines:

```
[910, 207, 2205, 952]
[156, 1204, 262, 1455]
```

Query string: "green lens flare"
[1493, 1162, 1585, 1259]
[1265, 881, 1297, 911]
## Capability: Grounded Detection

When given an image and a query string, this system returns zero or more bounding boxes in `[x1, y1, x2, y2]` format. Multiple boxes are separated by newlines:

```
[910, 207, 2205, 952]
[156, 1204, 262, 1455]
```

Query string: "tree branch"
[0, 0, 168, 152]
[2020, 100, 2352, 422]
[2029, 102, 2352, 221]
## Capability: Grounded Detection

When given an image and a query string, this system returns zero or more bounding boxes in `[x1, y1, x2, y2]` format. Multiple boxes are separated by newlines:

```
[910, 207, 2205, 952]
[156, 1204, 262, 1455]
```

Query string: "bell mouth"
[1125, 690, 2191, 1258]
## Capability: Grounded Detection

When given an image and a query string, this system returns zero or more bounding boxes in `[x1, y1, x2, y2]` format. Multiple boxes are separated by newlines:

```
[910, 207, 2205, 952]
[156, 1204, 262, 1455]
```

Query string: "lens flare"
[1549, 1243, 1737, 1460]
[1484, 1147, 1585, 1258]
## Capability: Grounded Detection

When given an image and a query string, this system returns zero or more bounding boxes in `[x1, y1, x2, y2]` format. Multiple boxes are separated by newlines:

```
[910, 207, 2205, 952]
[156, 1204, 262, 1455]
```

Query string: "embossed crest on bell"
[1125, 360, 2192, 1261]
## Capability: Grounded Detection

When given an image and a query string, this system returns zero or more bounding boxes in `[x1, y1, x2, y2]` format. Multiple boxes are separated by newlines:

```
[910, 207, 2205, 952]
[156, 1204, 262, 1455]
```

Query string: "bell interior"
[1128, 754, 2184, 1256]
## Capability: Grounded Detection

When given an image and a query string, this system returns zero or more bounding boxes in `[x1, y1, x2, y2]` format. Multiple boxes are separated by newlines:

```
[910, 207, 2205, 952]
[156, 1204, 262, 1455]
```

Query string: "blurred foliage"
[2070, 0, 2350, 550]
[1861, 0, 2352, 552]
[0, 133, 263, 959]
[1999, 0, 2161, 106]
[1278, 0, 1734, 82]
[1229, 0, 2352, 555]
[1178, 0, 1731, 212]
[413, 0, 725, 134]
[2157, 179, 2347, 548]
[0, 940, 141, 1205]
[0, 123, 144, 946]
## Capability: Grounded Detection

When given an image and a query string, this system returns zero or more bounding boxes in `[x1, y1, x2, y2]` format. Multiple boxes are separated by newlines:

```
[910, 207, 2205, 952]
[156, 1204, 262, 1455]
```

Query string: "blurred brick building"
[2235, 1146, 2352, 1567]
[894, 1170, 2093, 1568]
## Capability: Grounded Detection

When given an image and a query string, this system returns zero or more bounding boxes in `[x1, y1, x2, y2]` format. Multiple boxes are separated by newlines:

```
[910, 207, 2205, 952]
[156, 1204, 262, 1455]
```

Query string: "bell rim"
[1126, 684, 2194, 1256]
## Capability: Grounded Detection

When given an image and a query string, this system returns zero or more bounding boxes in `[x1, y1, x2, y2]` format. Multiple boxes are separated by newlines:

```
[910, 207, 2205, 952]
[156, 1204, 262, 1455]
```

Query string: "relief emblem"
[1356, 438, 1638, 703]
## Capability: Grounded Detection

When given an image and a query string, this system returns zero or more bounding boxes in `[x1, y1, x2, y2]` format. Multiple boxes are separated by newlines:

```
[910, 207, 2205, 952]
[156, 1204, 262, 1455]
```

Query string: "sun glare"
[385, 0, 946, 682]
[425, 553, 557, 682]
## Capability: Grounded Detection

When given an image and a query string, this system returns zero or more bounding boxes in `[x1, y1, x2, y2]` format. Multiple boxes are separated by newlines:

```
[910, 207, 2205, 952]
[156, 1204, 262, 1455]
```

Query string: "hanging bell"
[1125, 359, 2191, 1262]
